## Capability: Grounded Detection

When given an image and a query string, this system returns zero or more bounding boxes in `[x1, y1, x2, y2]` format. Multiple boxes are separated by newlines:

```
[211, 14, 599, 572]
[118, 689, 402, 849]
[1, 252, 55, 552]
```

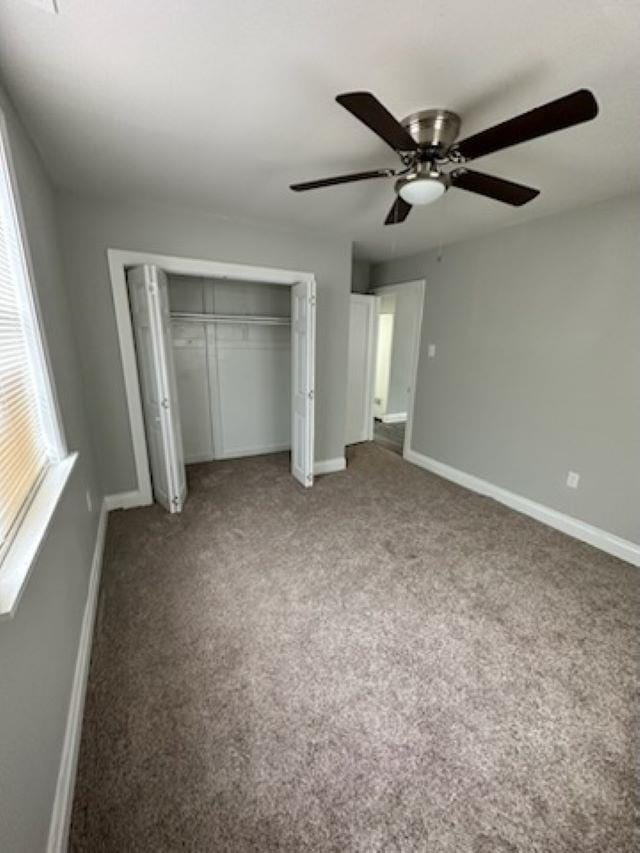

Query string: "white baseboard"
[215, 443, 291, 460]
[184, 452, 216, 465]
[47, 499, 108, 853]
[404, 448, 640, 567]
[104, 489, 148, 511]
[314, 457, 347, 476]
[381, 412, 407, 424]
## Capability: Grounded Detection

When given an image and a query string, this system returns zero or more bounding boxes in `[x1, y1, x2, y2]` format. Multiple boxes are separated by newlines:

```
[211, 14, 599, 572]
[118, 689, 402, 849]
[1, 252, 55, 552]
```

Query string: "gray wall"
[0, 87, 101, 849]
[56, 194, 352, 495]
[351, 257, 370, 293]
[372, 194, 640, 543]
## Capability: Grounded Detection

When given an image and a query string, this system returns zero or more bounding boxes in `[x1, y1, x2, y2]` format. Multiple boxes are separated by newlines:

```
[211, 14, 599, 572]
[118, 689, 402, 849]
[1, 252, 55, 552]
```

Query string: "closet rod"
[171, 311, 291, 326]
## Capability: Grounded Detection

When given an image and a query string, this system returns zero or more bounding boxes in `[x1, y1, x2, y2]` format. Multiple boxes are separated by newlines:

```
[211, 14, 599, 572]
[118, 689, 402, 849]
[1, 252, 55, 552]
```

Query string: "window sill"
[0, 452, 78, 620]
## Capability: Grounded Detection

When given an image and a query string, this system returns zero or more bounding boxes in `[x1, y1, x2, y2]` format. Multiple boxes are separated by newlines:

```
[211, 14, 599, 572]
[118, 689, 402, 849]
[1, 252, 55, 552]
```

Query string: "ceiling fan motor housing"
[401, 109, 461, 157]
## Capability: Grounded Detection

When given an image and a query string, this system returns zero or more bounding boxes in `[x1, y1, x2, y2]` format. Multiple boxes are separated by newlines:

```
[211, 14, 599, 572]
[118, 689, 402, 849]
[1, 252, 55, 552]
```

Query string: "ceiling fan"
[290, 89, 598, 224]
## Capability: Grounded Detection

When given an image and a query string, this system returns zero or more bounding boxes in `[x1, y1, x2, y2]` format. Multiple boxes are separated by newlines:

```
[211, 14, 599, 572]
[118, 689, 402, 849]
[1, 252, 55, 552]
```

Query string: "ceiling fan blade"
[454, 89, 598, 161]
[384, 196, 412, 225]
[290, 168, 394, 192]
[336, 92, 418, 153]
[450, 169, 539, 206]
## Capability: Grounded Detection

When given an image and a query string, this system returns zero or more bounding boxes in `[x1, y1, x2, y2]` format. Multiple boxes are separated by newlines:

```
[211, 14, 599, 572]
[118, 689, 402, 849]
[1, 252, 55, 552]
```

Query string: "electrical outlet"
[428, 343, 436, 358]
[85, 490, 93, 513]
[566, 471, 580, 489]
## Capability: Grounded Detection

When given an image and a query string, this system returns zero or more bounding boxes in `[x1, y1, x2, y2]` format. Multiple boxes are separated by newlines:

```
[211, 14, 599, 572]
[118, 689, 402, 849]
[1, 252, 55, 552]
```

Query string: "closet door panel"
[172, 322, 214, 463]
[208, 324, 291, 458]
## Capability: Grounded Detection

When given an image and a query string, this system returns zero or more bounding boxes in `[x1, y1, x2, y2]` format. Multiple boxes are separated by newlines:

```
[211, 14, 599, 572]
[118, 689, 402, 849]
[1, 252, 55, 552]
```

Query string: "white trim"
[184, 452, 217, 465]
[380, 412, 407, 424]
[46, 498, 108, 853]
[107, 249, 316, 505]
[0, 454, 77, 619]
[405, 448, 640, 567]
[314, 457, 346, 475]
[214, 443, 291, 460]
[103, 489, 146, 511]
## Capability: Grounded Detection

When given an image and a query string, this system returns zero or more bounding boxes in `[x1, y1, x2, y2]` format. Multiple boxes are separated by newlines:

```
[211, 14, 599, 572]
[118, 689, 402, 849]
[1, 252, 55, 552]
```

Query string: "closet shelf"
[171, 311, 291, 326]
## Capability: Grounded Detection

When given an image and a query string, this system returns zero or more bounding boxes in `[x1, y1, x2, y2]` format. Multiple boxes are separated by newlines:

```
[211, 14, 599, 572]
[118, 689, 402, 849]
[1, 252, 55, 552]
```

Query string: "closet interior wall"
[168, 274, 292, 463]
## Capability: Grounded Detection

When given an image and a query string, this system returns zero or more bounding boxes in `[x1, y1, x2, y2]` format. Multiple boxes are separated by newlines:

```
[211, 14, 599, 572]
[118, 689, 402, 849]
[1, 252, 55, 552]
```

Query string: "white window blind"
[0, 119, 62, 563]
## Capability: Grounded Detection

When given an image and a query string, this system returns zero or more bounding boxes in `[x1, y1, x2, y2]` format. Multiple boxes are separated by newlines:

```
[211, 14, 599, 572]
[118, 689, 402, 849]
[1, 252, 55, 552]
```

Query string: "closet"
[168, 274, 292, 462]
[126, 262, 315, 513]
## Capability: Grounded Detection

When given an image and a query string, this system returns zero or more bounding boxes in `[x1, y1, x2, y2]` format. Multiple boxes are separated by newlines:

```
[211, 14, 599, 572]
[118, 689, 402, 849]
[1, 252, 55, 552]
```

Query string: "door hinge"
[309, 295, 316, 306]
[306, 473, 313, 483]
[171, 496, 179, 507]
[308, 389, 314, 400]
[161, 397, 170, 409]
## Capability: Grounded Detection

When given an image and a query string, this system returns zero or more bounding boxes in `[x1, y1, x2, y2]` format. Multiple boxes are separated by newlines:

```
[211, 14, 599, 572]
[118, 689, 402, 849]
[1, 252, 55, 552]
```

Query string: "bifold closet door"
[127, 264, 187, 513]
[291, 280, 315, 487]
[207, 323, 291, 458]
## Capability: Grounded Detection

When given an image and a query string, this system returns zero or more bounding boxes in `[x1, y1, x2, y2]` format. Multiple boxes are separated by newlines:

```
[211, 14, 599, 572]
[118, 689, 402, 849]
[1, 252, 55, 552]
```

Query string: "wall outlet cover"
[566, 471, 580, 489]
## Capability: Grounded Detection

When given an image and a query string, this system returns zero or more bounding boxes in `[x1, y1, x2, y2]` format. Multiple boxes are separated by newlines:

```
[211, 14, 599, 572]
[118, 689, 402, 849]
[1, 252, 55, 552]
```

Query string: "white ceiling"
[0, 0, 638, 262]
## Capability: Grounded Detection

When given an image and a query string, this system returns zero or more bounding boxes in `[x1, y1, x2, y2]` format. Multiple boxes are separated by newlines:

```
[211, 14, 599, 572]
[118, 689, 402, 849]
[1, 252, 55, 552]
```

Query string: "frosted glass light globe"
[398, 177, 445, 206]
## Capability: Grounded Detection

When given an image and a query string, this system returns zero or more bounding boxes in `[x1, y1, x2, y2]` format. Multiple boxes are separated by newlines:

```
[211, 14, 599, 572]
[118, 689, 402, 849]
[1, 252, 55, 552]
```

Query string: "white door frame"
[107, 248, 317, 508]
[372, 280, 426, 460]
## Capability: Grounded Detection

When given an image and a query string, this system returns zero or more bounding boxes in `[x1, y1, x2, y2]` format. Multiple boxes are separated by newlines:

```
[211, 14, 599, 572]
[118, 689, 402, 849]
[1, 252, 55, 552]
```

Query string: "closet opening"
[169, 273, 293, 465]
[108, 252, 316, 513]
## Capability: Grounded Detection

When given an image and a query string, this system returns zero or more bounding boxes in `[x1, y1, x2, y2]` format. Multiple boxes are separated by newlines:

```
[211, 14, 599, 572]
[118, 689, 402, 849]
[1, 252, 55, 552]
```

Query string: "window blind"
[0, 126, 54, 559]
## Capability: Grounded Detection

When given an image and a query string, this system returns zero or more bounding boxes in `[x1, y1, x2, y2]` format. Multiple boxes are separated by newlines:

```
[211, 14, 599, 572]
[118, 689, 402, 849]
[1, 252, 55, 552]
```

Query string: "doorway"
[108, 251, 316, 511]
[345, 279, 425, 459]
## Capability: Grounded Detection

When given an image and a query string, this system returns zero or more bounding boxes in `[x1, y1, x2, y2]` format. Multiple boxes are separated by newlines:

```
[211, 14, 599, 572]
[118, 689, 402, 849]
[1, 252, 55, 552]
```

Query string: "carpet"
[70, 444, 639, 852]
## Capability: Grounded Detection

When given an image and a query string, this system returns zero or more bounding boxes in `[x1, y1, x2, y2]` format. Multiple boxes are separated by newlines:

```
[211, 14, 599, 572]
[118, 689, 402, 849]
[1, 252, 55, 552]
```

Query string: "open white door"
[345, 295, 376, 445]
[291, 279, 315, 486]
[127, 264, 187, 512]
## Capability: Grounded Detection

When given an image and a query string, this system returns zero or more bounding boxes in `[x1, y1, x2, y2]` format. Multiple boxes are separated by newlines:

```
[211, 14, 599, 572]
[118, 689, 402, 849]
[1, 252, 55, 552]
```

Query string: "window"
[0, 110, 72, 617]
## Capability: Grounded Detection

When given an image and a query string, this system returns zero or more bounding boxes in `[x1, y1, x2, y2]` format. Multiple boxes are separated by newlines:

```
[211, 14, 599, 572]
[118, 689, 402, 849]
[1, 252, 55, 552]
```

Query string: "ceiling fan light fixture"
[396, 171, 446, 206]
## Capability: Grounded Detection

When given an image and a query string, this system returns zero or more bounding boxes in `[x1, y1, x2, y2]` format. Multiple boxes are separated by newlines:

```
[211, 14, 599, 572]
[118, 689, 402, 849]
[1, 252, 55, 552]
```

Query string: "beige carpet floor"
[70, 444, 639, 852]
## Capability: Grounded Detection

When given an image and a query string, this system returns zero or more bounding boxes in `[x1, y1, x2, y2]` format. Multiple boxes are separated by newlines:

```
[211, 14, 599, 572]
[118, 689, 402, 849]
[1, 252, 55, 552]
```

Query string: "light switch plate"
[428, 343, 436, 358]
